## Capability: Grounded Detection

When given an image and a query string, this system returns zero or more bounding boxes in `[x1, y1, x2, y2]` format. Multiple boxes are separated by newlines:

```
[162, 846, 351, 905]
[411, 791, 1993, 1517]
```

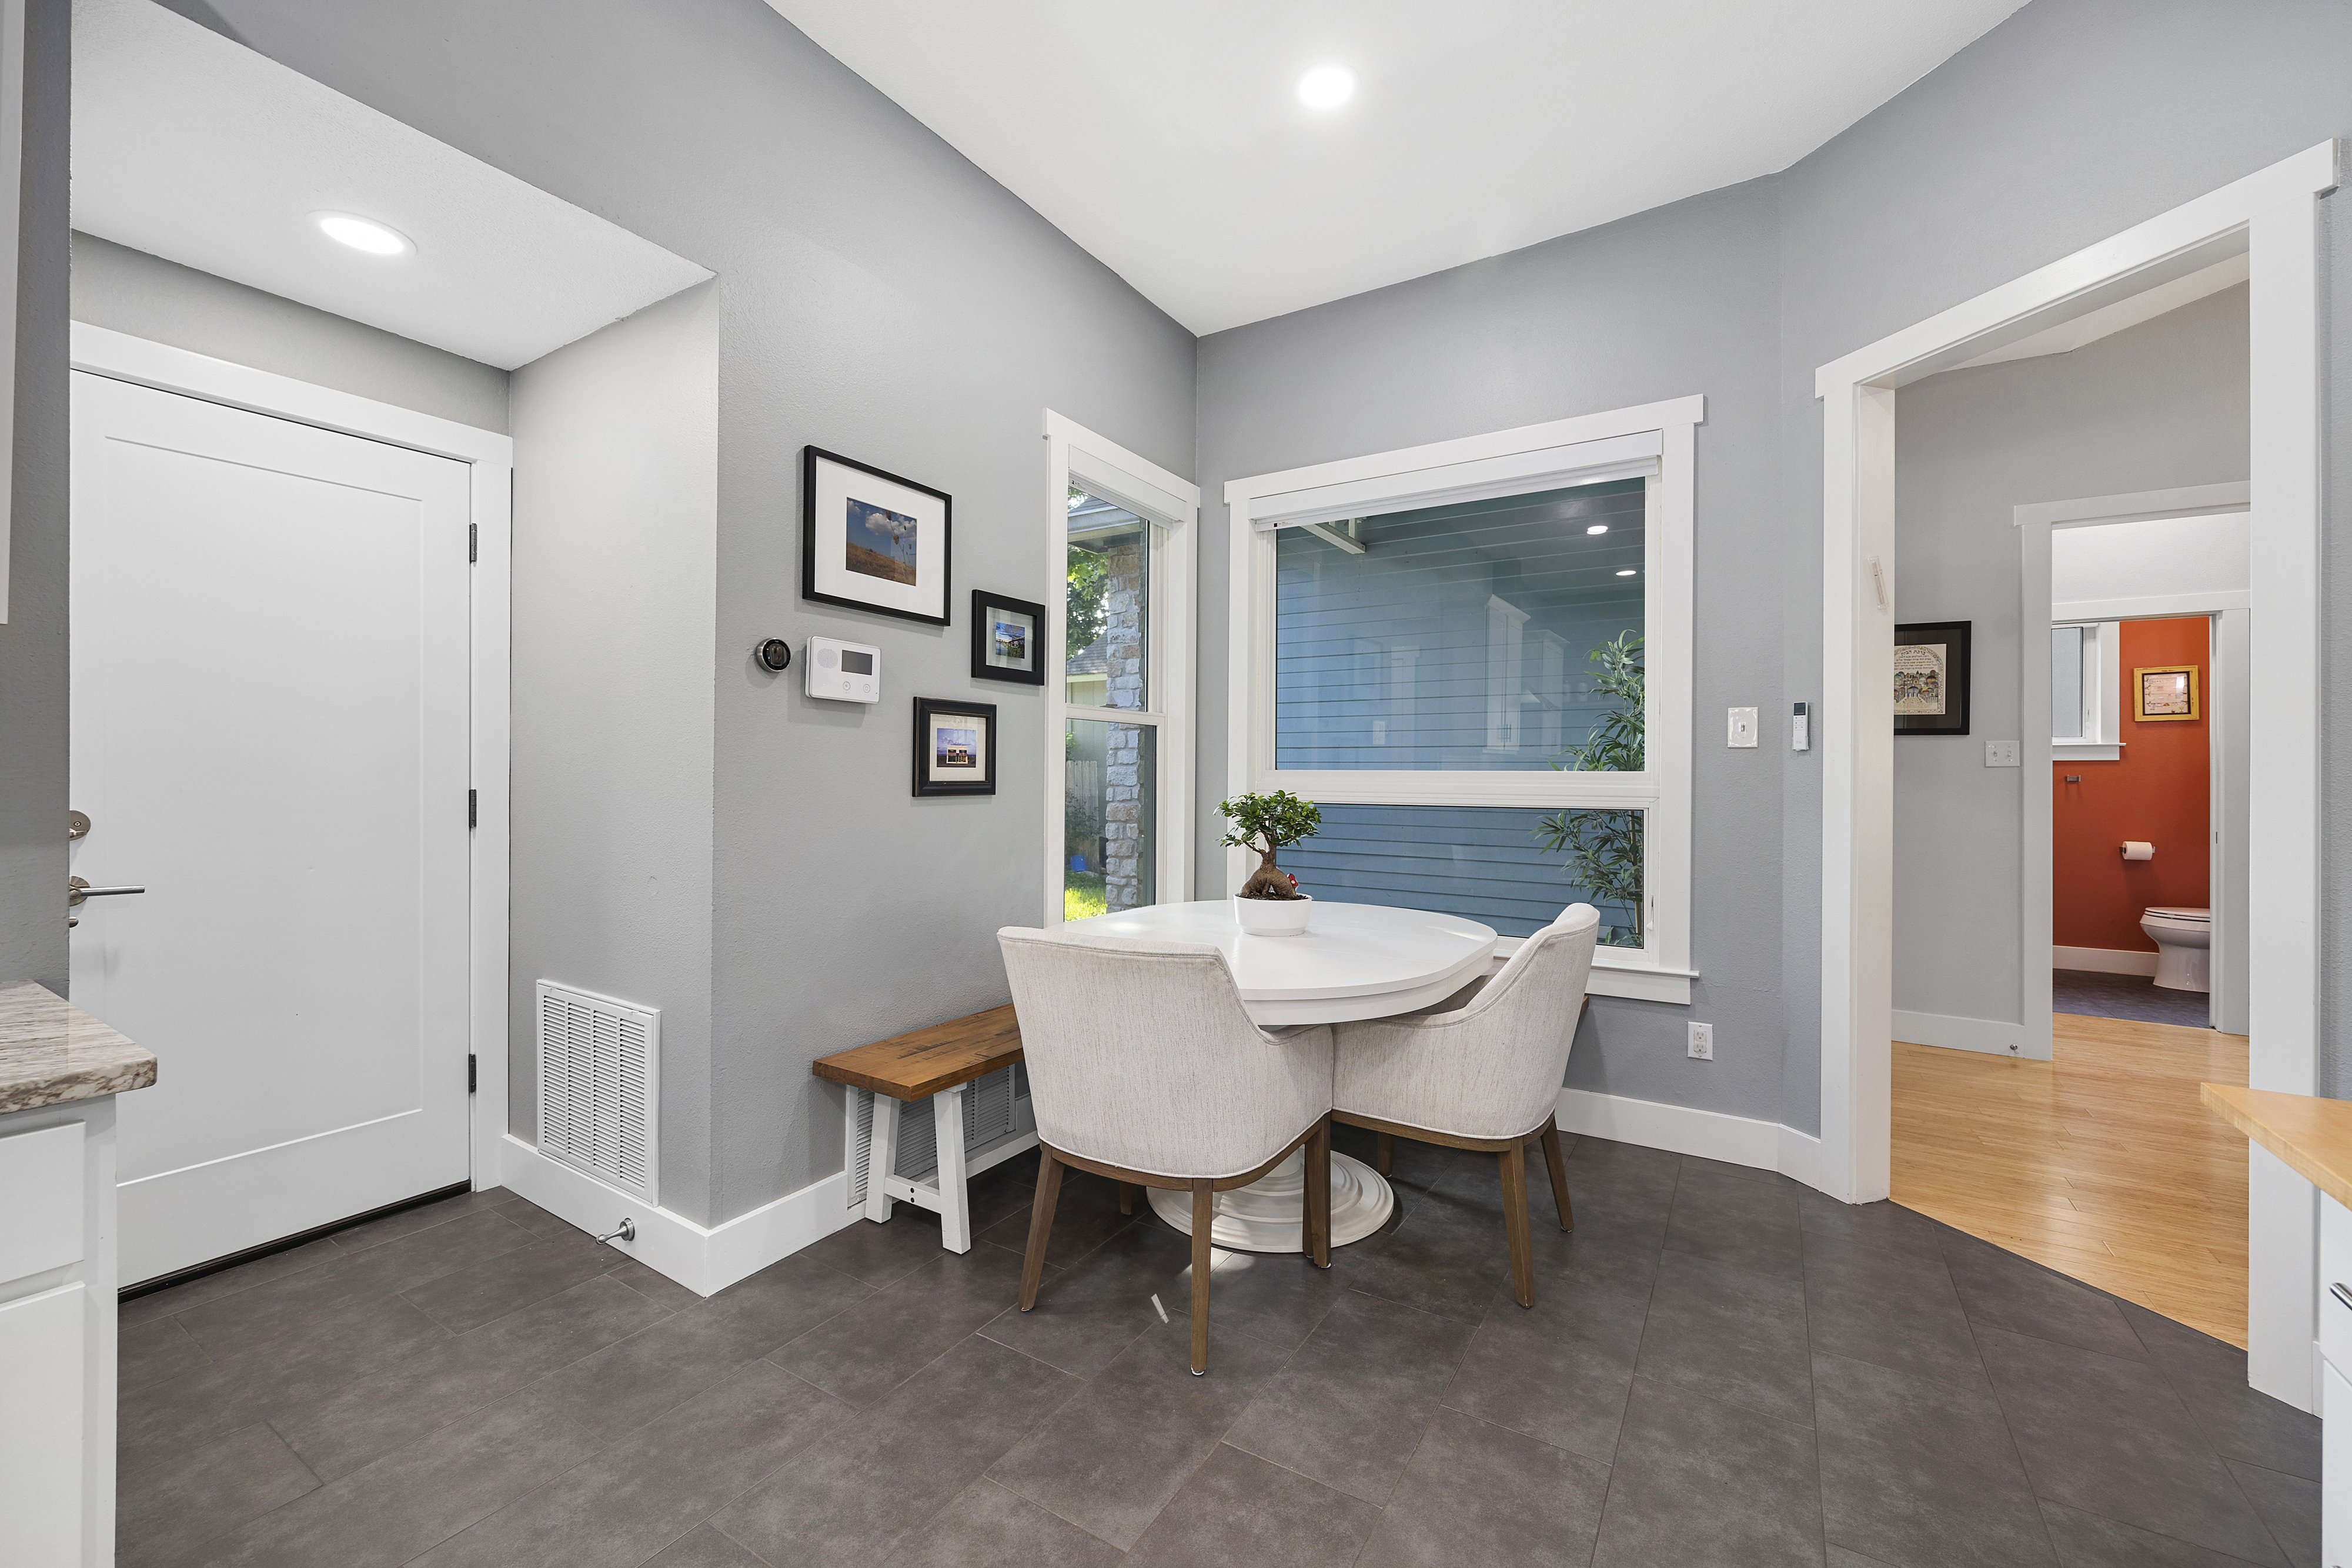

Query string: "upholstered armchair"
[1331, 903, 1600, 1307]
[997, 926, 1335, 1373]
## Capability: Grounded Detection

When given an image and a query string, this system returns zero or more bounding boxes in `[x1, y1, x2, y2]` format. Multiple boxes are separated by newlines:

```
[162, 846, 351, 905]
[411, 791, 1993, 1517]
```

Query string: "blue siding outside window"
[1281, 805, 1640, 942]
[1274, 479, 1645, 771]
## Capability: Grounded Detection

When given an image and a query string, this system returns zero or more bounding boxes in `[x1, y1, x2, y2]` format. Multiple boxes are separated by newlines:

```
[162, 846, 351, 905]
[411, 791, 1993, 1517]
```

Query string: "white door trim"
[69, 322, 514, 1199]
[2016, 482, 2252, 1064]
[1815, 142, 2336, 1409]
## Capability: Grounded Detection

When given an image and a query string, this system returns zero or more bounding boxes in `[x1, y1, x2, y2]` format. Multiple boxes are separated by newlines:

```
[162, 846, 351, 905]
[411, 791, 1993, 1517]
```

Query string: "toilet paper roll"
[2121, 841, 2154, 861]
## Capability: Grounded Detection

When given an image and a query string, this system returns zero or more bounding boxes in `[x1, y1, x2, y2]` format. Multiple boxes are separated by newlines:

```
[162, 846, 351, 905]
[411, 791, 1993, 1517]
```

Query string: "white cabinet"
[2322, 1192, 2352, 1567]
[0, 1099, 121, 1568]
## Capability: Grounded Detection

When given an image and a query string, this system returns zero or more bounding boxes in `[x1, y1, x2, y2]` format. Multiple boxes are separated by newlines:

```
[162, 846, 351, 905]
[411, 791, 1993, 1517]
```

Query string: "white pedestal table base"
[1146, 1148, 1394, 1253]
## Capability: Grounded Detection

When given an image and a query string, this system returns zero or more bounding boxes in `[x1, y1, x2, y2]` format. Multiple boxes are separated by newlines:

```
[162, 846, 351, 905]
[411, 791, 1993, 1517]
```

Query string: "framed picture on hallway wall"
[913, 696, 997, 796]
[2135, 664, 2200, 721]
[1893, 620, 1971, 735]
[970, 589, 1046, 685]
[802, 446, 953, 625]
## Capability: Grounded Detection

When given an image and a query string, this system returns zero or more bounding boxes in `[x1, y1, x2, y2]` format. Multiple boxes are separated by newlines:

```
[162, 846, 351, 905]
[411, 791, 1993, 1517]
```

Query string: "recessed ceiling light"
[1616, 569, 1637, 577]
[1297, 65, 1357, 110]
[312, 212, 413, 256]
[1586, 524, 1608, 536]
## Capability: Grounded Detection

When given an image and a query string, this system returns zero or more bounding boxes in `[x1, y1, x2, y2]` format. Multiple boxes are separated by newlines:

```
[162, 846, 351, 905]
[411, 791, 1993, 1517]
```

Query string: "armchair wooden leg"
[1019, 1148, 1063, 1312]
[1190, 1181, 1215, 1375]
[1500, 1142, 1534, 1309]
[1538, 1118, 1573, 1232]
[1117, 1182, 1137, 1216]
[1375, 1132, 1394, 1176]
[1304, 1117, 1332, 1269]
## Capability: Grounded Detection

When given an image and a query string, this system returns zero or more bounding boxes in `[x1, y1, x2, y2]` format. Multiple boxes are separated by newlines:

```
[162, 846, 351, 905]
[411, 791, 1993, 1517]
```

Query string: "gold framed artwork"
[2134, 665, 2199, 722]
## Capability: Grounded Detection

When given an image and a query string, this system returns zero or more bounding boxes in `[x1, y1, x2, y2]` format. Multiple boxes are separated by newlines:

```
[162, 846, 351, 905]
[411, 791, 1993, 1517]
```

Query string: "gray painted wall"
[509, 284, 719, 1222]
[1891, 285, 2249, 1026]
[1196, 179, 1789, 1126]
[158, 0, 1198, 1222]
[0, 0, 70, 991]
[70, 233, 510, 432]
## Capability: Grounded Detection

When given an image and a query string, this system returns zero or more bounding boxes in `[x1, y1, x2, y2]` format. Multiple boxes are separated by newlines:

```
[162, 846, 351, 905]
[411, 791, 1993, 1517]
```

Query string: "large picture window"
[1226, 399, 1699, 1001]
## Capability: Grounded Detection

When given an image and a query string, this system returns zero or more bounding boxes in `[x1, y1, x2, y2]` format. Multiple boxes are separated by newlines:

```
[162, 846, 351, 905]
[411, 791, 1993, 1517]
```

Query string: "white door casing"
[72, 370, 475, 1283]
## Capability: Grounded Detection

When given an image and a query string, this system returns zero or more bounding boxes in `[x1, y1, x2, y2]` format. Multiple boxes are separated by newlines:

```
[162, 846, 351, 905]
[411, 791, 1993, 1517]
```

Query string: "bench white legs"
[851, 1083, 1038, 1256]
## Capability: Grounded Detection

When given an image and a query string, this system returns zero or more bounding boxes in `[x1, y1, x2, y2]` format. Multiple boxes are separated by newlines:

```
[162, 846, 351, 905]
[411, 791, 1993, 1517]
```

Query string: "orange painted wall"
[2053, 616, 2209, 951]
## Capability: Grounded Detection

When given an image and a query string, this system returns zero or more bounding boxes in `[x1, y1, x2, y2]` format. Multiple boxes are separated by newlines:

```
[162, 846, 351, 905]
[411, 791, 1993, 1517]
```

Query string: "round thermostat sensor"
[756, 637, 793, 673]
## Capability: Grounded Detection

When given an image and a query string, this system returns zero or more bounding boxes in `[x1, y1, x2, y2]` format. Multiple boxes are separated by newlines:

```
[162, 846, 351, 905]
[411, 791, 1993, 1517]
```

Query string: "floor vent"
[845, 1063, 1031, 1208]
[537, 981, 659, 1203]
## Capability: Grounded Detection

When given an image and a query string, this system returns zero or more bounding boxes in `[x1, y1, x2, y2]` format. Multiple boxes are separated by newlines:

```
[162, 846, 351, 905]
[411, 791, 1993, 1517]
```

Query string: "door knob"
[68, 875, 146, 906]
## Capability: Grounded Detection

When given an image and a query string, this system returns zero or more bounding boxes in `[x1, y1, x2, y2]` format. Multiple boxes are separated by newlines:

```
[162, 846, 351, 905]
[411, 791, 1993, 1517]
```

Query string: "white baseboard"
[2054, 945, 2158, 976]
[1556, 1088, 1834, 1198]
[499, 1135, 857, 1297]
[1892, 1009, 2042, 1060]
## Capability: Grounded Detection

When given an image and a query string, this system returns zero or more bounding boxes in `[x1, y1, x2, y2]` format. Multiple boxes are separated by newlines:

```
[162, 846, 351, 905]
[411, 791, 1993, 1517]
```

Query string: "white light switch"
[1727, 707, 1758, 748]
[1984, 741, 2020, 767]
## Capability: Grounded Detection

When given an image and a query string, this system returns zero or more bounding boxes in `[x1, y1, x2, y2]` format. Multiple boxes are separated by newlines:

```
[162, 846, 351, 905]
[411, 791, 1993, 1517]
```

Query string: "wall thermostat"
[756, 638, 793, 673]
[806, 636, 881, 703]
[1791, 701, 1811, 752]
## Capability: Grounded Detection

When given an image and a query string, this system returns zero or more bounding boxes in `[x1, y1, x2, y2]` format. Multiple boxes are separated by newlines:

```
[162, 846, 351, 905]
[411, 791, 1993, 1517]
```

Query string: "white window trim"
[1042, 411, 1198, 925]
[1224, 395, 1703, 1004]
[2052, 619, 2123, 760]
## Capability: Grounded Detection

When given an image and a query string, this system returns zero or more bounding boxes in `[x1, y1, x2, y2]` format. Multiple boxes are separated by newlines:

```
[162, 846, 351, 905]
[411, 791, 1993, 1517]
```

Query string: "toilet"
[2140, 907, 2211, 992]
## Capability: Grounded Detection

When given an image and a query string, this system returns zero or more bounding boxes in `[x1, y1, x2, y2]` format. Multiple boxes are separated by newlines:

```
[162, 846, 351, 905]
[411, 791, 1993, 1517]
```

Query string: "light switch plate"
[1984, 740, 2020, 767]
[1687, 1022, 1714, 1060]
[1727, 707, 1758, 748]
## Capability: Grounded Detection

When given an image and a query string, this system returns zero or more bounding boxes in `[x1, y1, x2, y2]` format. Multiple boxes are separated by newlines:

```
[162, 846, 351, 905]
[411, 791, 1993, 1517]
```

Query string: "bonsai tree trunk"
[1238, 842, 1299, 900]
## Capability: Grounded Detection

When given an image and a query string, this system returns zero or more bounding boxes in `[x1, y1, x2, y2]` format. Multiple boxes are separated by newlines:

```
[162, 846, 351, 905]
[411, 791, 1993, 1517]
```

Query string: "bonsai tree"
[1218, 790, 1321, 901]
[1535, 631, 1645, 943]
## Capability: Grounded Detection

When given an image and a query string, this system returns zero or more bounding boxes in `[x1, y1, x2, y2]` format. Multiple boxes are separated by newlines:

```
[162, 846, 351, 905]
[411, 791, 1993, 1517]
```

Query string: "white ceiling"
[72, 0, 711, 370]
[770, 0, 2027, 335]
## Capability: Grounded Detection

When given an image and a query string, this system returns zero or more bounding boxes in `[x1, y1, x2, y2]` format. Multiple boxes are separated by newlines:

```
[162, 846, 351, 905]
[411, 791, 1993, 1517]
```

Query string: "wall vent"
[537, 981, 659, 1203]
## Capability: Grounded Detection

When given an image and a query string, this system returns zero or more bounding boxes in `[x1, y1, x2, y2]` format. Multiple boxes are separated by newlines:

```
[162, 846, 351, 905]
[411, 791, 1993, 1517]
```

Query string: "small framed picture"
[2134, 664, 2200, 722]
[802, 446, 952, 626]
[970, 590, 1045, 686]
[1893, 620, 1971, 735]
[913, 697, 996, 796]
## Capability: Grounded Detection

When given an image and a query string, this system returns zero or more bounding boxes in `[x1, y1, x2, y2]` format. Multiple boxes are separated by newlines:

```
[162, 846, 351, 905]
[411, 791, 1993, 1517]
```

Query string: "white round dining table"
[1058, 898, 1499, 1253]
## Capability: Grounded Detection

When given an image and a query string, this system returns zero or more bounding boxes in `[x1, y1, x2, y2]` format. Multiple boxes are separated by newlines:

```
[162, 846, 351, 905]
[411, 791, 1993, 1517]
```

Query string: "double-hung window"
[1225, 399, 1700, 1002]
[1044, 412, 1197, 925]
[2052, 620, 2122, 761]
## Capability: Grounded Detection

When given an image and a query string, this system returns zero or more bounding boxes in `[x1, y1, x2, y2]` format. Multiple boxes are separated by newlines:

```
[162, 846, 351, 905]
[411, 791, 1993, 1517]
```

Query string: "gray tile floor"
[116, 1125, 2318, 1568]
[2053, 967, 2211, 1028]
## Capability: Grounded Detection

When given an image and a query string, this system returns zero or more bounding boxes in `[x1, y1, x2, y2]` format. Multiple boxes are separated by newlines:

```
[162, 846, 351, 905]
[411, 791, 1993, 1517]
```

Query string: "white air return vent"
[537, 981, 659, 1203]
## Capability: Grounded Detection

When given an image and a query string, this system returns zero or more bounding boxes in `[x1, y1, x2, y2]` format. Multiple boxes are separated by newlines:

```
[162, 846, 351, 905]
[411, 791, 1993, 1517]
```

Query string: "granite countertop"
[0, 980, 156, 1114]
[2203, 1082, 2352, 1209]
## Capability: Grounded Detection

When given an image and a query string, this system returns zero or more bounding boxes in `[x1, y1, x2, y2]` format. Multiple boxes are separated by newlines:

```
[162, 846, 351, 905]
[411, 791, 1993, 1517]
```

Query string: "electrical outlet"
[1727, 707, 1758, 747]
[1984, 740, 2020, 767]
[1687, 1022, 1714, 1060]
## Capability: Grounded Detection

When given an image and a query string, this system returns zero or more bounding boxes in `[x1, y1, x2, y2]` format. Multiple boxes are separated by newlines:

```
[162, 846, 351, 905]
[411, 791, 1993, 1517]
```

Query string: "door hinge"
[468, 1054, 477, 1094]
[468, 788, 477, 829]
[468, 523, 477, 563]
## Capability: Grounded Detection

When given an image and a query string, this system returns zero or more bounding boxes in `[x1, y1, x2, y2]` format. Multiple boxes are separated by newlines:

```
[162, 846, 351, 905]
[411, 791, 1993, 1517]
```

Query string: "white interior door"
[70, 370, 474, 1285]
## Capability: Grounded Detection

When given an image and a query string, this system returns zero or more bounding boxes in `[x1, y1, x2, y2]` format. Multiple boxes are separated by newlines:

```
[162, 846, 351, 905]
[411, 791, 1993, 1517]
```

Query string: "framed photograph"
[2134, 664, 2200, 722]
[1893, 620, 1971, 735]
[970, 590, 1046, 686]
[802, 446, 952, 625]
[913, 697, 996, 796]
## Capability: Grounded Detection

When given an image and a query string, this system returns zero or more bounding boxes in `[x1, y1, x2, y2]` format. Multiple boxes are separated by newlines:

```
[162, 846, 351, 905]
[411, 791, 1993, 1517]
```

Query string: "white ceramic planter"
[1232, 892, 1313, 937]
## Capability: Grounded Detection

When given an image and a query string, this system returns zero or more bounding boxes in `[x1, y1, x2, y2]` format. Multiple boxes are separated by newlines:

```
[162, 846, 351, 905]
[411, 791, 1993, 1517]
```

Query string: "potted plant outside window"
[1218, 790, 1322, 936]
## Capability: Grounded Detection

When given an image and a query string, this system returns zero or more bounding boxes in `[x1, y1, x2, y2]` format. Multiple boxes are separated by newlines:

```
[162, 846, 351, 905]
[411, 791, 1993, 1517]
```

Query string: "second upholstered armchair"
[997, 925, 1335, 1375]
[1331, 902, 1601, 1308]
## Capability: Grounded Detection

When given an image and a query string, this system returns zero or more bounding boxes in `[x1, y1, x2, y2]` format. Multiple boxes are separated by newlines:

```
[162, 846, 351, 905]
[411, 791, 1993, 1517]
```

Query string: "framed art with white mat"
[802, 446, 951, 624]
[970, 589, 1045, 686]
[914, 697, 996, 796]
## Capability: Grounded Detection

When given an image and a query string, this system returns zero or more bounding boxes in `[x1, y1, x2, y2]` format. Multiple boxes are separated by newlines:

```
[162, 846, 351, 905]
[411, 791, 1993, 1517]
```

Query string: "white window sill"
[2054, 742, 2123, 761]
[1491, 938, 1695, 1005]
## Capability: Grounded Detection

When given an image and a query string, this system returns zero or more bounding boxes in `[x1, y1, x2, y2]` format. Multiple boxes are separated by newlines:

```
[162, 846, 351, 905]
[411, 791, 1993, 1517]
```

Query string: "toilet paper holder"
[2120, 841, 2154, 861]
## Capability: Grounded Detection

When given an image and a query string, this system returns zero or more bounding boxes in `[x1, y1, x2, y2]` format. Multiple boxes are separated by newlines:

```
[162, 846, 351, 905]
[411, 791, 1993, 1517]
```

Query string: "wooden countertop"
[0, 980, 155, 1114]
[2201, 1082, 2352, 1209]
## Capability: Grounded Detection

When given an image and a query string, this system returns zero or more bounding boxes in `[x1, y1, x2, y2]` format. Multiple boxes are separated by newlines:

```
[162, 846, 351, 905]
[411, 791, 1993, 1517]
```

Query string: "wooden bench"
[811, 1005, 1034, 1253]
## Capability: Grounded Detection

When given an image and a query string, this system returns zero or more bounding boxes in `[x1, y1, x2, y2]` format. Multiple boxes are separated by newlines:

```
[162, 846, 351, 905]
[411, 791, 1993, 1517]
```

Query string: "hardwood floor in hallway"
[1892, 1013, 2251, 1347]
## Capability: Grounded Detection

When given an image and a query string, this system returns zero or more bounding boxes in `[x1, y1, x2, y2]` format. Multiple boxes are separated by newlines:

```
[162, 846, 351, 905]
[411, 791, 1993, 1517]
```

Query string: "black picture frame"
[801, 446, 953, 626]
[970, 589, 1047, 686]
[1893, 620, 1972, 735]
[913, 697, 997, 796]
